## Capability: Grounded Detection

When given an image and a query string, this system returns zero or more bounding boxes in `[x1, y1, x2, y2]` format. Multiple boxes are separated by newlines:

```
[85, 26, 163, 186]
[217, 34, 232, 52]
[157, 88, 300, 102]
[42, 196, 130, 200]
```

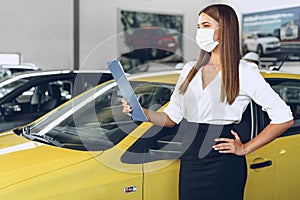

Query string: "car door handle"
[250, 160, 272, 169]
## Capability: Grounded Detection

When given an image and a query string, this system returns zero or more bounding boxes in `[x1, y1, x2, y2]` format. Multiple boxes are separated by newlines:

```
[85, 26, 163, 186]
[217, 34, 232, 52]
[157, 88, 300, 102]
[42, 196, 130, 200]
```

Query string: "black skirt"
[179, 121, 247, 200]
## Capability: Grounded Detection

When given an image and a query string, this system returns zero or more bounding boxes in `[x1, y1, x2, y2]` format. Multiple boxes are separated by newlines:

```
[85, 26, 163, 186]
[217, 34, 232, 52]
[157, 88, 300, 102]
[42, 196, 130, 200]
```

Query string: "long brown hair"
[179, 4, 240, 105]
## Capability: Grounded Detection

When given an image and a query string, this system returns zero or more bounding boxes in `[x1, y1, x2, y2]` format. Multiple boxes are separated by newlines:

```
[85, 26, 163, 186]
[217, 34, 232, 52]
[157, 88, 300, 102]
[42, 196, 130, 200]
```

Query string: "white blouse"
[164, 60, 293, 125]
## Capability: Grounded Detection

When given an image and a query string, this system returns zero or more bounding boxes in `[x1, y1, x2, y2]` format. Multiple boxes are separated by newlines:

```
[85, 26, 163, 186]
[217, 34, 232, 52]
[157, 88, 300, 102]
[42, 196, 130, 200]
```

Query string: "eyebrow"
[198, 20, 214, 24]
[197, 21, 212, 27]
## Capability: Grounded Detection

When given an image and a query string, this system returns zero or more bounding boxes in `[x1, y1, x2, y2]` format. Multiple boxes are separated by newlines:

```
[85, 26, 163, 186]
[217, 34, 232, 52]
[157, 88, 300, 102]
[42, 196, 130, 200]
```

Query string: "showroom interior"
[1, 1, 300, 200]
[1, 0, 300, 72]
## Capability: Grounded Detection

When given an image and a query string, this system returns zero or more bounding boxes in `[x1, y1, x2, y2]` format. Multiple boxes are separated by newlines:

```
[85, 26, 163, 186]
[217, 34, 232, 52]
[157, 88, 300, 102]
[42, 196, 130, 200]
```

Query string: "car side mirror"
[1, 102, 22, 116]
[269, 66, 280, 71]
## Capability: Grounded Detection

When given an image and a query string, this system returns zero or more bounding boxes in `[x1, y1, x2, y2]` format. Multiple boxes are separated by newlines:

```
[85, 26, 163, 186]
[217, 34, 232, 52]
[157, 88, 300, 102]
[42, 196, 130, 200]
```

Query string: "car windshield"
[151, 29, 167, 36]
[0, 78, 29, 98]
[257, 33, 273, 37]
[28, 81, 174, 151]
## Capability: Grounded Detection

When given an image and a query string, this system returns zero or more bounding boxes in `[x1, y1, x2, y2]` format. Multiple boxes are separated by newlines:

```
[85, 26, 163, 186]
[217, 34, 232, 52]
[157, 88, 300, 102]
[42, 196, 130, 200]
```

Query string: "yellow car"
[0, 69, 299, 199]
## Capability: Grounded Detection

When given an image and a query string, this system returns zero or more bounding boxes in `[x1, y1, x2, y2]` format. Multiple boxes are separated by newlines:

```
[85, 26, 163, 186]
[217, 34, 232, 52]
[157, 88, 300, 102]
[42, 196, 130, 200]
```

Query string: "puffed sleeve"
[242, 65, 293, 124]
[163, 62, 194, 124]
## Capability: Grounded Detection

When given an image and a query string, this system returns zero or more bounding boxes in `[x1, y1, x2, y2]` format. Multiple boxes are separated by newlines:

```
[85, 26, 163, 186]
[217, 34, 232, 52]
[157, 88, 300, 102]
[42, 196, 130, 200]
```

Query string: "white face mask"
[196, 27, 219, 52]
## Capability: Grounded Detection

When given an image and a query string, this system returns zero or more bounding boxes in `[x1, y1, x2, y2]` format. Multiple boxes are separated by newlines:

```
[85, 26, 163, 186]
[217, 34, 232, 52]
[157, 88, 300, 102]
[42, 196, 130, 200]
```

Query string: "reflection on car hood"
[0, 132, 102, 189]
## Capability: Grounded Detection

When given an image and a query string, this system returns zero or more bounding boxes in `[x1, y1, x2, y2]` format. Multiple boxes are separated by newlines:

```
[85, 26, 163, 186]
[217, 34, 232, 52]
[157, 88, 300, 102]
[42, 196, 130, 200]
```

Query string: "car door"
[244, 141, 276, 200]
[71, 82, 147, 199]
[273, 131, 300, 200]
[242, 100, 275, 200]
[245, 78, 300, 200]
[121, 121, 181, 200]
[270, 81, 300, 200]
[95, 142, 144, 200]
[118, 82, 178, 200]
[121, 99, 254, 200]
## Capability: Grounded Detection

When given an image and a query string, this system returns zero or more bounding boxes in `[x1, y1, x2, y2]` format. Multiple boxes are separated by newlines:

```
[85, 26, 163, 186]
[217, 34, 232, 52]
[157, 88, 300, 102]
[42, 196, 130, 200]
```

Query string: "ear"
[213, 27, 221, 41]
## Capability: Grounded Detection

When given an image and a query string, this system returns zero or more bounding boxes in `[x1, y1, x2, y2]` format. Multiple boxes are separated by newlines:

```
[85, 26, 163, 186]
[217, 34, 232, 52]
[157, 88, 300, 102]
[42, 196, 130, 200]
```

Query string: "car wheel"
[257, 45, 264, 56]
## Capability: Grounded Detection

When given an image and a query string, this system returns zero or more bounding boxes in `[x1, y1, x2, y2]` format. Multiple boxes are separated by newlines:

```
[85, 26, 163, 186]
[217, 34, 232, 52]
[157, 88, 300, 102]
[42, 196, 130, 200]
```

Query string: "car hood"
[258, 37, 279, 42]
[0, 132, 102, 189]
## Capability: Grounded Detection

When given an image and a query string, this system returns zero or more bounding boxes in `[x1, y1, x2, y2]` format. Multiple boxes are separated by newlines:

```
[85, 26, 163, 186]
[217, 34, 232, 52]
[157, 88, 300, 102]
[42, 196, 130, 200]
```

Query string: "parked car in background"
[0, 68, 299, 199]
[0, 63, 40, 79]
[243, 31, 281, 56]
[0, 70, 112, 132]
[124, 27, 178, 60]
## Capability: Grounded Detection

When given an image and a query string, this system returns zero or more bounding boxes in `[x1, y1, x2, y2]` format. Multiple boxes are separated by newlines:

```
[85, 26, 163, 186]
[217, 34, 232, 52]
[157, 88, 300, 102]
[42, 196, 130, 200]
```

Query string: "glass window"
[30, 81, 174, 151]
[13, 80, 71, 111]
[122, 103, 253, 164]
[0, 79, 28, 98]
[263, 79, 300, 136]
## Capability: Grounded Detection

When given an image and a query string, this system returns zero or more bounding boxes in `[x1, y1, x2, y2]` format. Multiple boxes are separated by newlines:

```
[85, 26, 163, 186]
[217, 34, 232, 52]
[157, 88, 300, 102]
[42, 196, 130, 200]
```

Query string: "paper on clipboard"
[106, 59, 148, 122]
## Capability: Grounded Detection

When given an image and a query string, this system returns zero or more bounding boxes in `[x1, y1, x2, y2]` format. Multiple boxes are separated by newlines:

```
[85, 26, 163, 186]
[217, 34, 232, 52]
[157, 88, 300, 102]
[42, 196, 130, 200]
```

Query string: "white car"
[243, 32, 281, 56]
[0, 64, 40, 79]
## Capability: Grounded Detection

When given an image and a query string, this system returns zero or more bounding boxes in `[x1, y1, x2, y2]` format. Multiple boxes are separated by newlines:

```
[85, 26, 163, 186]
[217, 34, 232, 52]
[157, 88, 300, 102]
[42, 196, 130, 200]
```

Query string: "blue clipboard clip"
[106, 59, 148, 122]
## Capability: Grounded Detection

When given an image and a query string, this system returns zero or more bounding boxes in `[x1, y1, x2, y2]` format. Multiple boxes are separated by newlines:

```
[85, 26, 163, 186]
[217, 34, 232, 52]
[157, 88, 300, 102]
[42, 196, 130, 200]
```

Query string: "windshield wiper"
[21, 125, 63, 147]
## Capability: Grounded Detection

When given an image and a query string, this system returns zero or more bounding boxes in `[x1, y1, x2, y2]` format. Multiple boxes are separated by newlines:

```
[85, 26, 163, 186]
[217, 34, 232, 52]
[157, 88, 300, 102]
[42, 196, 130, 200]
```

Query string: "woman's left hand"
[213, 130, 246, 156]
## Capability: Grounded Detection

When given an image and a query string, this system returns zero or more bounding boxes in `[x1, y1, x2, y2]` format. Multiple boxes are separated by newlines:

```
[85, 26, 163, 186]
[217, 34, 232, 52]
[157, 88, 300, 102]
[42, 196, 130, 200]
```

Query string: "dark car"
[0, 70, 113, 131]
[124, 27, 178, 60]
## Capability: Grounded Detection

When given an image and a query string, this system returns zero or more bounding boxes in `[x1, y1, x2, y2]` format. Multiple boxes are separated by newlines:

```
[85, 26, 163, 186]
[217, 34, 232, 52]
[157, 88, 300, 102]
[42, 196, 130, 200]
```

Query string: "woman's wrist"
[143, 108, 151, 122]
[243, 143, 253, 155]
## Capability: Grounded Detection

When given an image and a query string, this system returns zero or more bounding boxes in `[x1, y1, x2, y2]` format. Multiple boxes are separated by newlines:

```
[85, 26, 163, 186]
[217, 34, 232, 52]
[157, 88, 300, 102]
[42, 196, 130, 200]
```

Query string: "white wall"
[0, 0, 215, 70]
[79, 0, 215, 69]
[0, 0, 73, 70]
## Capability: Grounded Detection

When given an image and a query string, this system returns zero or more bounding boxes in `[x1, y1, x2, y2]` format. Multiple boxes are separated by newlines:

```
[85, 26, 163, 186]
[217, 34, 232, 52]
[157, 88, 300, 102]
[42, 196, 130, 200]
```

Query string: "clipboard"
[106, 59, 148, 122]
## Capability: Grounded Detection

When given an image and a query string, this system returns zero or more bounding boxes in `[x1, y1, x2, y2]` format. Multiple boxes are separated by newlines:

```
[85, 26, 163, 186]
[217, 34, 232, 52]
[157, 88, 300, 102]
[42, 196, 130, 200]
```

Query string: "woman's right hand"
[121, 99, 176, 127]
[121, 99, 132, 117]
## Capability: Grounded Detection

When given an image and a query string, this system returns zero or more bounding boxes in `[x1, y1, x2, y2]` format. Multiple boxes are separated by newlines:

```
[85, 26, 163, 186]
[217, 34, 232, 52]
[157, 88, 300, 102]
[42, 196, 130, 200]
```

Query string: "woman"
[122, 4, 293, 200]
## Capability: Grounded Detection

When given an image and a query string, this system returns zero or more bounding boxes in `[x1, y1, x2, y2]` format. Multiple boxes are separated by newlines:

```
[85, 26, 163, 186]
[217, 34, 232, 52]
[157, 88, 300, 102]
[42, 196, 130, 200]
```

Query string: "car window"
[31, 81, 174, 151]
[262, 79, 300, 136]
[257, 33, 269, 37]
[122, 102, 254, 164]
[0, 79, 28, 98]
[13, 80, 72, 112]
[15, 87, 35, 103]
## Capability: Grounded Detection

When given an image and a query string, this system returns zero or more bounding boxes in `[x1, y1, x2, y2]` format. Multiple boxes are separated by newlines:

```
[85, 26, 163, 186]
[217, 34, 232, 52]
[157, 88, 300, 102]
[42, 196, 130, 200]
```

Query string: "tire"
[257, 45, 264, 56]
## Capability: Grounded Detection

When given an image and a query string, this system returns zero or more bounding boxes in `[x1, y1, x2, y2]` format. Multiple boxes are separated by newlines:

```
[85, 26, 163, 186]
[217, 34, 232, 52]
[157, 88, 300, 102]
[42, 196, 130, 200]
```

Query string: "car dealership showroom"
[1, 0, 300, 199]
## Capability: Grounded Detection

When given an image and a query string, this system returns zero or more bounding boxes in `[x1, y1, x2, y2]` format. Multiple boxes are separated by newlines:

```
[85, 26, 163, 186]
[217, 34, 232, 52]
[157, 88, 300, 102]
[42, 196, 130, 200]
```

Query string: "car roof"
[126, 68, 300, 84]
[127, 70, 181, 84]
[95, 68, 300, 87]
[260, 69, 300, 80]
[26, 68, 300, 130]
[0, 64, 40, 70]
[0, 69, 112, 87]
[6, 69, 110, 76]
